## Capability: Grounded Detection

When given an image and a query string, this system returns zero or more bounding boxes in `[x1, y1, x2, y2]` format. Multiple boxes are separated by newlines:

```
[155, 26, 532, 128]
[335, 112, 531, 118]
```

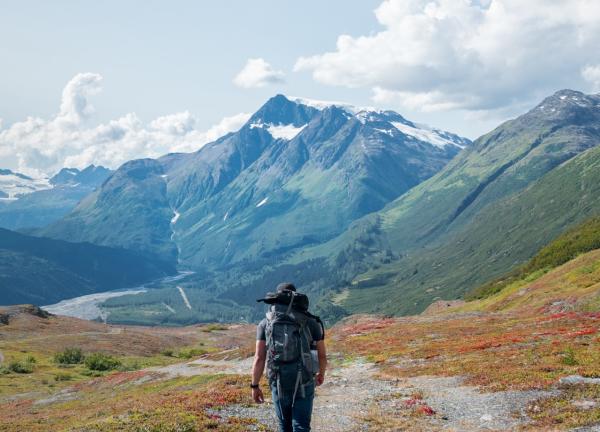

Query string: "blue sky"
[0, 1, 378, 126]
[1, 0, 599, 175]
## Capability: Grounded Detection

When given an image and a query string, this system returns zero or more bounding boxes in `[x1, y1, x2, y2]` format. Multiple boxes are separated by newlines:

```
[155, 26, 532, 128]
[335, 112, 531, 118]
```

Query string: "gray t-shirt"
[256, 316, 324, 342]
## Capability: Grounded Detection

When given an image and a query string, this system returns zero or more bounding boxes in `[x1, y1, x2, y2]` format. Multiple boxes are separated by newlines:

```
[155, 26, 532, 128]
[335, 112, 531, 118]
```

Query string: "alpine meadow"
[1, 1, 600, 431]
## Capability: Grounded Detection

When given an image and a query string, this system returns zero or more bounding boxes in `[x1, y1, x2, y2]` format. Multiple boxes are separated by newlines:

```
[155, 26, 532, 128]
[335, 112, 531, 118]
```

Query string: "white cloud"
[582, 64, 600, 92]
[295, 0, 600, 113]
[233, 58, 285, 88]
[0, 73, 250, 176]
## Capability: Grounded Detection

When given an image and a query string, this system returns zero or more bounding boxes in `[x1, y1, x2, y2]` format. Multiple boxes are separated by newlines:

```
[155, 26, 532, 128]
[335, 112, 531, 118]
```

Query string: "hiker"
[251, 282, 327, 432]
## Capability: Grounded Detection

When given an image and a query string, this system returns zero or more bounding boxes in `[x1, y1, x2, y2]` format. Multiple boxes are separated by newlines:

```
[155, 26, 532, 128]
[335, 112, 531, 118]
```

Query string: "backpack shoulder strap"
[304, 311, 325, 339]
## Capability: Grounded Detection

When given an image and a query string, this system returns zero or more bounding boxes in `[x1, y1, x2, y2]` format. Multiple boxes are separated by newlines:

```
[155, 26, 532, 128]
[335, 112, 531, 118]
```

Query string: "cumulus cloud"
[0, 73, 250, 176]
[295, 0, 600, 113]
[582, 64, 600, 92]
[233, 58, 285, 88]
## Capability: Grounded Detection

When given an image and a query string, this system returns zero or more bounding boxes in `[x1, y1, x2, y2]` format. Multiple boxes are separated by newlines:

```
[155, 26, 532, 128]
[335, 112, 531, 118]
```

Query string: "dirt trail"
[151, 355, 555, 431]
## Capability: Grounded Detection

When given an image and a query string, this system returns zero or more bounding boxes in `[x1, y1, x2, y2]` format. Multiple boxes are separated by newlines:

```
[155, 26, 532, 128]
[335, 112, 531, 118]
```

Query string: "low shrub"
[84, 353, 121, 371]
[8, 360, 34, 374]
[177, 348, 208, 359]
[562, 347, 578, 366]
[201, 323, 228, 332]
[54, 347, 85, 365]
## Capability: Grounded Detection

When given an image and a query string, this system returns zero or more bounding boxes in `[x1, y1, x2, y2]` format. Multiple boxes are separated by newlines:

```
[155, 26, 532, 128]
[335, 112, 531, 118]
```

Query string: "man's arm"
[251, 340, 266, 403]
[315, 339, 327, 386]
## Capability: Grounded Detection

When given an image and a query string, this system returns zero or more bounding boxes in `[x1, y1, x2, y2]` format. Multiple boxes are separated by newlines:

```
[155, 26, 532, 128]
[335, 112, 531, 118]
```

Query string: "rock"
[422, 300, 466, 315]
[572, 400, 598, 410]
[0, 304, 52, 324]
[559, 375, 600, 385]
[481, 414, 493, 422]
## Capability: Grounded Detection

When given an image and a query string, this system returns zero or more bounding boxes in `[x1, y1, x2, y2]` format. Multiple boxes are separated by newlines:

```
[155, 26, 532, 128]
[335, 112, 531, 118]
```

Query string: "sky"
[1, 0, 600, 176]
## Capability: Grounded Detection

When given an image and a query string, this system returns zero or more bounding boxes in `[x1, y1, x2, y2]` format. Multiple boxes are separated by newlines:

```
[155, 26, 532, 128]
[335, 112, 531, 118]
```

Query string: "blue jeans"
[270, 380, 315, 432]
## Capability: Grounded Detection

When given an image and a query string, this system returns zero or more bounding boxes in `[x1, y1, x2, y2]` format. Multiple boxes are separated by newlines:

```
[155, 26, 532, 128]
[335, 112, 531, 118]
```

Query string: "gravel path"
[402, 375, 555, 431]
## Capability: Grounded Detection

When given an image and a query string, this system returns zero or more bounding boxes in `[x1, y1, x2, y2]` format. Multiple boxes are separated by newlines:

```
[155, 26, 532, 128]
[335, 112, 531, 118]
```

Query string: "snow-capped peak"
[286, 95, 378, 115]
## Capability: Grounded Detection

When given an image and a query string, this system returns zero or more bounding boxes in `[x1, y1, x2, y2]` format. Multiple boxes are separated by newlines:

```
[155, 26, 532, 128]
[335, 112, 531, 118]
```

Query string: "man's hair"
[276, 282, 296, 293]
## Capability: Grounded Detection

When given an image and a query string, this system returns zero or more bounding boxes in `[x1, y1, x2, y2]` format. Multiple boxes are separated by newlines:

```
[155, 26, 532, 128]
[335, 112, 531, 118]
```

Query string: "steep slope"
[0, 228, 175, 305]
[0, 165, 112, 230]
[466, 215, 600, 301]
[40, 95, 470, 271]
[327, 89, 600, 315]
[458, 247, 600, 315]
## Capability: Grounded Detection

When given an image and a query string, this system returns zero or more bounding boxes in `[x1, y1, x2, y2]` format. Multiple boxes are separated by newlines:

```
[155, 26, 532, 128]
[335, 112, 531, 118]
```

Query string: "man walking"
[251, 283, 327, 432]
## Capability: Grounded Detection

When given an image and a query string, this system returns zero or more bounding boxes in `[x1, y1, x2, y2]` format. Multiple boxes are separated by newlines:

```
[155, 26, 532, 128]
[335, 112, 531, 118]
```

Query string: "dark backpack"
[257, 291, 323, 403]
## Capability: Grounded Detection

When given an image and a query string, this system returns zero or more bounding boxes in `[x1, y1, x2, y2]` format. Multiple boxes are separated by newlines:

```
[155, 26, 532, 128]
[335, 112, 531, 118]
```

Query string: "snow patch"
[391, 122, 464, 149]
[250, 121, 307, 140]
[256, 197, 268, 208]
[373, 128, 394, 137]
[266, 124, 306, 140]
[177, 286, 192, 310]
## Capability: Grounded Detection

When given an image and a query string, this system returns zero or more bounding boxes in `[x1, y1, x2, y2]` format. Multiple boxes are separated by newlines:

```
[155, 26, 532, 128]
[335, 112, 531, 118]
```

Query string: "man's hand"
[316, 371, 325, 386]
[252, 387, 265, 403]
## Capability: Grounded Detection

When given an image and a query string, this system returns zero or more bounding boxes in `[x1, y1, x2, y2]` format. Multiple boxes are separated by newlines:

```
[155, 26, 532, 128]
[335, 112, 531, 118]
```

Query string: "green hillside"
[466, 216, 600, 301]
[0, 228, 176, 305]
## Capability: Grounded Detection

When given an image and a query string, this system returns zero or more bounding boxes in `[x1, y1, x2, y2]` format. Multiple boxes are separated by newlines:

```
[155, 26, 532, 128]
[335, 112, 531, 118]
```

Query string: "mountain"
[40, 95, 470, 269]
[49, 165, 112, 187]
[0, 165, 112, 230]
[301, 89, 600, 316]
[0, 227, 176, 305]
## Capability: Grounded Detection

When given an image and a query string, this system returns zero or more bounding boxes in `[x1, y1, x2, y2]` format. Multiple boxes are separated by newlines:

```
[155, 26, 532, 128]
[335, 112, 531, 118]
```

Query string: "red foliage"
[416, 405, 436, 416]
[567, 327, 597, 337]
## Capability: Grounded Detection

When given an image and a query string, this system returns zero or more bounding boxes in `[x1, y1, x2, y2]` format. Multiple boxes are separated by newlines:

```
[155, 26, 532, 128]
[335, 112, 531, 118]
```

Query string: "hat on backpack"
[276, 282, 296, 293]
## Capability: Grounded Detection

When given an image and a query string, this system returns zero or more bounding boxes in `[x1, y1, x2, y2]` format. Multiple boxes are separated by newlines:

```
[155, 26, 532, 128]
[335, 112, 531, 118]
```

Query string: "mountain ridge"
[40, 95, 471, 272]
